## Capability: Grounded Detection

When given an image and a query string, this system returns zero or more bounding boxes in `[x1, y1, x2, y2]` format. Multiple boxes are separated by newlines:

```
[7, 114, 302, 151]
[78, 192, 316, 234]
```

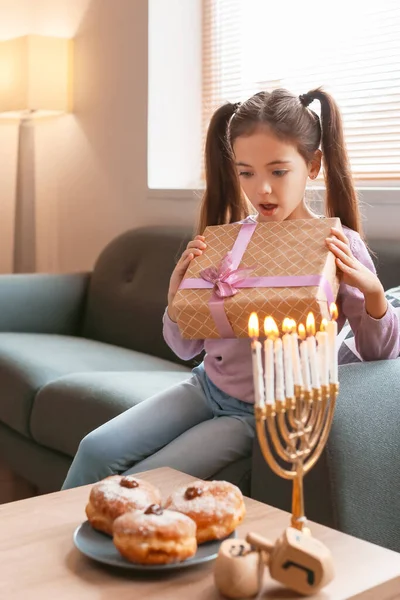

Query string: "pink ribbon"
[200, 252, 255, 299]
[179, 222, 334, 338]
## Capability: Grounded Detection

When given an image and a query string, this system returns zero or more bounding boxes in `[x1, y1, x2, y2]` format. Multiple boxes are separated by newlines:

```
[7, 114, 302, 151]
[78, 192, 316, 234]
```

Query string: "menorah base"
[291, 515, 311, 536]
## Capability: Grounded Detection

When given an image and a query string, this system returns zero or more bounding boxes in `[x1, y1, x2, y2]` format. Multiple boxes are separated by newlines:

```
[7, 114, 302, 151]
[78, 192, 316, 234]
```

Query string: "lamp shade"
[0, 35, 73, 117]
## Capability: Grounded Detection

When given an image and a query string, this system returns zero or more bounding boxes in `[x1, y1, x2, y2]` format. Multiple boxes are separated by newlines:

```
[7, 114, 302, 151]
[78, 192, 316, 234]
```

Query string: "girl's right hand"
[167, 235, 207, 322]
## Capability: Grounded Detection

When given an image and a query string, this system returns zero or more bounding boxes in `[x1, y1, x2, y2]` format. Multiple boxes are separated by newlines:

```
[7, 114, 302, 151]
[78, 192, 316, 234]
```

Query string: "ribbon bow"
[200, 252, 254, 298]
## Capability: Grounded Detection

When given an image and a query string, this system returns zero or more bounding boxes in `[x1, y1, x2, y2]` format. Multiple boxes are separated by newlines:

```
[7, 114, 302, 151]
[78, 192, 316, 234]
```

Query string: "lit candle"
[248, 313, 265, 406]
[282, 318, 294, 398]
[298, 324, 311, 392]
[306, 312, 320, 389]
[316, 318, 329, 386]
[264, 316, 277, 405]
[326, 303, 339, 384]
[290, 318, 303, 387]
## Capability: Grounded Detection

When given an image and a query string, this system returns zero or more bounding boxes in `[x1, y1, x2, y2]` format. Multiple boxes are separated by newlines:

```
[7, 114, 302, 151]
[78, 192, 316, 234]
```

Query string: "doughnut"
[85, 475, 162, 535]
[113, 503, 197, 564]
[165, 480, 246, 543]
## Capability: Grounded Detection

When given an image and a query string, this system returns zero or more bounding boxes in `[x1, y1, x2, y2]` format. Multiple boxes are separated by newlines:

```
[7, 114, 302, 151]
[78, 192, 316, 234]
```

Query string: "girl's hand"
[326, 227, 387, 319]
[167, 235, 207, 322]
[326, 227, 382, 295]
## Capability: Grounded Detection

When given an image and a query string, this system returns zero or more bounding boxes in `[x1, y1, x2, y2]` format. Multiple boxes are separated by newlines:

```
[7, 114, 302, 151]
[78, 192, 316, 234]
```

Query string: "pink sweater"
[163, 225, 400, 404]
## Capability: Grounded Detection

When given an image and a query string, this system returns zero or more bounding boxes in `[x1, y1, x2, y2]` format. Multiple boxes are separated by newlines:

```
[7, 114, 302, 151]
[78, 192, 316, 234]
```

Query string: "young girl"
[62, 88, 399, 490]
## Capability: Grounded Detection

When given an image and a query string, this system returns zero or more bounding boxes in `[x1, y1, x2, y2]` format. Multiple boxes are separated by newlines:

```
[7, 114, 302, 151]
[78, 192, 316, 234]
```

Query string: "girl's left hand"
[326, 227, 383, 296]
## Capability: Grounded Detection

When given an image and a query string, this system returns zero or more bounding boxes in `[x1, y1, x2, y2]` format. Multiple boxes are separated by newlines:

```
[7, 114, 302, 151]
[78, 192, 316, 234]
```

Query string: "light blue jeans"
[62, 364, 255, 489]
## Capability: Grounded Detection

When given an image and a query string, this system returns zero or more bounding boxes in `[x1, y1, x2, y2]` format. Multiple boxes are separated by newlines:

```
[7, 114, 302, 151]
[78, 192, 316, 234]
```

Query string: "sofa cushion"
[82, 226, 193, 364]
[30, 369, 191, 457]
[369, 239, 400, 291]
[0, 333, 189, 437]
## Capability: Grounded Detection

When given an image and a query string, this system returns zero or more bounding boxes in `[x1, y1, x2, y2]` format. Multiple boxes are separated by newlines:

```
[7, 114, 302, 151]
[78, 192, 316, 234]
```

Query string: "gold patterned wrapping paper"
[173, 218, 341, 339]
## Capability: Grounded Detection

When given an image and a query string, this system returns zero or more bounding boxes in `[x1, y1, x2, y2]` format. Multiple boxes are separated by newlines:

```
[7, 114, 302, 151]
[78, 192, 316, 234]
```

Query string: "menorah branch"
[304, 384, 339, 473]
[255, 407, 295, 480]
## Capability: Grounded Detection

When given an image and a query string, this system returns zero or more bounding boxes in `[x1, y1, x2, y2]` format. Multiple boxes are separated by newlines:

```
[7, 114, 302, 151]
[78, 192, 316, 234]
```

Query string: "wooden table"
[0, 467, 399, 599]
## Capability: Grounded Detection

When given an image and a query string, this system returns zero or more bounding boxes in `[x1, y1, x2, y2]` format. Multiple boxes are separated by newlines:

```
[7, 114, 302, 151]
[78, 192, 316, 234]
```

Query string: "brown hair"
[197, 87, 361, 235]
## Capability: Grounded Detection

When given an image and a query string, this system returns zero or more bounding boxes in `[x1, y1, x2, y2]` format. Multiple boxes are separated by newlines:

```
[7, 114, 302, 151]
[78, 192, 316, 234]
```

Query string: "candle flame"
[306, 312, 315, 336]
[264, 316, 279, 339]
[298, 323, 306, 341]
[282, 317, 291, 334]
[330, 303, 338, 321]
[290, 318, 297, 334]
[320, 318, 328, 332]
[248, 312, 259, 338]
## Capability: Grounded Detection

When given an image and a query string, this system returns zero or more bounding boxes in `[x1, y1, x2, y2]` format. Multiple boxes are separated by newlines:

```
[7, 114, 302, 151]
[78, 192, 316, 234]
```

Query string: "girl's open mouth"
[259, 204, 278, 216]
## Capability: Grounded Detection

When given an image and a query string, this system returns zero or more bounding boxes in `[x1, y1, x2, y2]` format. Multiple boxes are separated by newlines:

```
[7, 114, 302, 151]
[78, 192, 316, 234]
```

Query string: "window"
[203, 0, 400, 180]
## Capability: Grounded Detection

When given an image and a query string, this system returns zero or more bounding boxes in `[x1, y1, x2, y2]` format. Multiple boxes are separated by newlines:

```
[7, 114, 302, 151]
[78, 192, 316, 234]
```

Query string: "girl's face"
[233, 128, 321, 222]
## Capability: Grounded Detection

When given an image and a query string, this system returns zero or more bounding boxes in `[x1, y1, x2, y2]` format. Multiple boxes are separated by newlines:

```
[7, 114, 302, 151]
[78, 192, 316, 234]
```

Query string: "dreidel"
[247, 528, 334, 596]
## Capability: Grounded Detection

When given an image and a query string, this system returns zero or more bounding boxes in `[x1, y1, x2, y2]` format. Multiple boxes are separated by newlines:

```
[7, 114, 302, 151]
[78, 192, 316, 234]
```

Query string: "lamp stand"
[13, 111, 36, 273]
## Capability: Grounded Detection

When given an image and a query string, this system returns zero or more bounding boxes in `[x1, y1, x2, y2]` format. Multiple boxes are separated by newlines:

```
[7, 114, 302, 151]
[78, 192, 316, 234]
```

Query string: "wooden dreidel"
[214, 538, 266, 599]
[247, 528, 335, 596]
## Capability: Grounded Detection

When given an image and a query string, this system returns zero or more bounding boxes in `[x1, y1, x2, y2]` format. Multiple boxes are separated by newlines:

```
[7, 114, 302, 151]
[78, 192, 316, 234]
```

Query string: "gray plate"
[73, 521, 236, 571]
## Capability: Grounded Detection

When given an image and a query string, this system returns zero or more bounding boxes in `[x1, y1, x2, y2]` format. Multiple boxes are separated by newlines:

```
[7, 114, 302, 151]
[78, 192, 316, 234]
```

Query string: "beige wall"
[0, 0, 150, 273]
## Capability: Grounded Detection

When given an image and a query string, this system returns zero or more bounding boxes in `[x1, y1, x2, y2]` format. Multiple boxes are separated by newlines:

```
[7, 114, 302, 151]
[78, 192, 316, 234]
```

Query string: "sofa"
[0, 226, 399, 552]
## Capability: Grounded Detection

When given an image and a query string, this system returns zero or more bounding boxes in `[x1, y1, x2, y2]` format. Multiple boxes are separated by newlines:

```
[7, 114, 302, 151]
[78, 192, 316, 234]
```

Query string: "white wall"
[148, 0, 202, 189]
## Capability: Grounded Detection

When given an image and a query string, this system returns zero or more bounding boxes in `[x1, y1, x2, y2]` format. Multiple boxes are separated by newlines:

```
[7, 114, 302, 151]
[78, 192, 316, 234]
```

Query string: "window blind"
[202, 0, 400, 180]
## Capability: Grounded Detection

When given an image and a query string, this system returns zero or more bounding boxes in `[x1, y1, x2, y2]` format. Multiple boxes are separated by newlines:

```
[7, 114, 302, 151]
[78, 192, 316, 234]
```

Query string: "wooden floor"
[0, 459, 37, 504]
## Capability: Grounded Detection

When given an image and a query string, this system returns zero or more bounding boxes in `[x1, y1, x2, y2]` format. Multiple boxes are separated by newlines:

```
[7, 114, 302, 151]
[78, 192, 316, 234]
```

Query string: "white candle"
[298, 324, 311, 392]
[274, 337, 285, 401]
[264, 337, 274, 405]
[290, 320, 303, 387]
[327, 303, 339, 384]
[306, 312, 320, 389]
[251, 340, 265, 407]
[248, 313, 265, 406]
[264, 316, 278, 405]
[316, 319, 329, 386]
[307, 335, 320, 389]
[282, 318, 294, 398]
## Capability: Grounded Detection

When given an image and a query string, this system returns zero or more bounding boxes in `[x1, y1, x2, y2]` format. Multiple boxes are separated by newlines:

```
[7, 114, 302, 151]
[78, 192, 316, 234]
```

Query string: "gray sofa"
[0, 226, 399, 552]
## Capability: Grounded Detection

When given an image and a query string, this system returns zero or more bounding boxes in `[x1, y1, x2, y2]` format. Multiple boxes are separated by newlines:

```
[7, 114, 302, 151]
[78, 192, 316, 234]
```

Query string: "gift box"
[173, 218, 342, 339]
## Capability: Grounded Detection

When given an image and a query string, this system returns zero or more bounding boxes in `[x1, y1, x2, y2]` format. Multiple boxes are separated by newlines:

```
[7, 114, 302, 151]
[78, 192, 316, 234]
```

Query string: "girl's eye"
[273, 170, 288, 177]
[238, 171, 253, 178]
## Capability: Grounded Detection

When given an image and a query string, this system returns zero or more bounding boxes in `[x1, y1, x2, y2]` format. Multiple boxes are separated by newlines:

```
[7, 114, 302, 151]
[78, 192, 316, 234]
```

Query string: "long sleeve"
[162, 309, 205, 361]
[338, 232, 400, 361]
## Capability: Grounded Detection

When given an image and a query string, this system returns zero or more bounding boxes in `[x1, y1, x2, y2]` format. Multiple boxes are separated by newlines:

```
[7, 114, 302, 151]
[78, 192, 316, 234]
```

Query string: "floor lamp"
[0, 35, 73, 273]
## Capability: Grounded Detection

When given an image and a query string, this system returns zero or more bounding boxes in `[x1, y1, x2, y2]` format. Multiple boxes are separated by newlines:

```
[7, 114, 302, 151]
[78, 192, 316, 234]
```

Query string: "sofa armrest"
[325, 358, 400, 552]
[0, 272, 91, 335]
[251, 358, 400, 552]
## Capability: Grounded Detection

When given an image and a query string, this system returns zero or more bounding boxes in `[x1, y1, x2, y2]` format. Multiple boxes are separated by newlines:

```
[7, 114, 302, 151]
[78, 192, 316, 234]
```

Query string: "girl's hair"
[197, 87, 361, 235]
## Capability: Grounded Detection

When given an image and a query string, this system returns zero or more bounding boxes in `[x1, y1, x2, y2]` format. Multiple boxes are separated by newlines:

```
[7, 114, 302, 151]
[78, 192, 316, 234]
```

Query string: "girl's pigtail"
[306, 88, 362, 235]
[197, 103, 246, 234]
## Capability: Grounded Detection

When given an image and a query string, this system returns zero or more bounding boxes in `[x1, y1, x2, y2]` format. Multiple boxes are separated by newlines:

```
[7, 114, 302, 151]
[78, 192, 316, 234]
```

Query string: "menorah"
[248, 305, 340, 532]
[214, 306, 340, 598]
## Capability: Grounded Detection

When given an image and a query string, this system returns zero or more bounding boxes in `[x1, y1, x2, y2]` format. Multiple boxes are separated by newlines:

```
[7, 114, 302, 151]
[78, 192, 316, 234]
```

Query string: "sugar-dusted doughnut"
[165, 480, 246, 543]
[85, 475, 162, 535]
[113, 504, 197, 564]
